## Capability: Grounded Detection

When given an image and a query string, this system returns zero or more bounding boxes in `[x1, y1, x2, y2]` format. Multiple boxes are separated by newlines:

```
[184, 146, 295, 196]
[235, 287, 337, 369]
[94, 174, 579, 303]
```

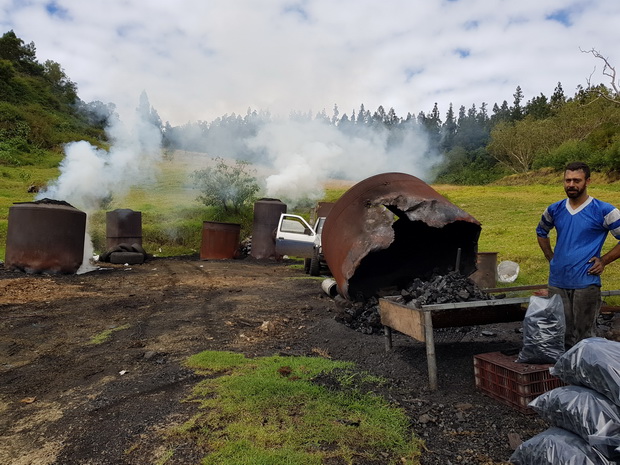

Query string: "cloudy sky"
[2, 0, 619, 126]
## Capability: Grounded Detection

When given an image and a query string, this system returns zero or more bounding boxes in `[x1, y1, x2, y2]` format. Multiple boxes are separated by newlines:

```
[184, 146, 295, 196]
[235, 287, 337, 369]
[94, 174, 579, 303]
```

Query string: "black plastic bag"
[510, 427, 612, 465]
[550, 337, 620, 408]
[529, 385, 620, 460]
[517, 294, 565, 364]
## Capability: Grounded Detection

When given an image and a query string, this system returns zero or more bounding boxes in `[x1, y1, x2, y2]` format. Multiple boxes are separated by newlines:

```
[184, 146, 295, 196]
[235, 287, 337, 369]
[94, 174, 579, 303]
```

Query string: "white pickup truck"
[274, 213, 326, 276]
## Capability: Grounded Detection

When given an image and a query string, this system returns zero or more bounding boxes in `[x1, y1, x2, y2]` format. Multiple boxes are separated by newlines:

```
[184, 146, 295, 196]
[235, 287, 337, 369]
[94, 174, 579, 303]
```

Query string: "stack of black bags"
[511, 337, 620, 465]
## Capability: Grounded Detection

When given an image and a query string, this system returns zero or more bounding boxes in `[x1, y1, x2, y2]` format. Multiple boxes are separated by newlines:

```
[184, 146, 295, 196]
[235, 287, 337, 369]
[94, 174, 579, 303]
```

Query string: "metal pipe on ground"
[321, 278, 339, 298]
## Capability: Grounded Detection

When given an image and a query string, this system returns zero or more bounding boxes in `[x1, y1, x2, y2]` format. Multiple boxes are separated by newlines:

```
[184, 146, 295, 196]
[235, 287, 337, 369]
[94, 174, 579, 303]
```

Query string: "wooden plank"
[379, 299, 426, 342]
[601, 306, 620, 313]
[420, 297, 530, 311]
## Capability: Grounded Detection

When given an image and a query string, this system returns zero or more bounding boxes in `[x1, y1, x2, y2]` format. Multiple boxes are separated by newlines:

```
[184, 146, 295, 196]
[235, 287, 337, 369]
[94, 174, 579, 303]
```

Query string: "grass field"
[3, 154, 620, 301]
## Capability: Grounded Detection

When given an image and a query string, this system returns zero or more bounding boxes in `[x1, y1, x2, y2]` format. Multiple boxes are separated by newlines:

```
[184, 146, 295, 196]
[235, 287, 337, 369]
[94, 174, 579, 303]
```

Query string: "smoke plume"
[36, 92, 163, 272]
[38, 92, 163, 211]
[246, 118, 440, 207]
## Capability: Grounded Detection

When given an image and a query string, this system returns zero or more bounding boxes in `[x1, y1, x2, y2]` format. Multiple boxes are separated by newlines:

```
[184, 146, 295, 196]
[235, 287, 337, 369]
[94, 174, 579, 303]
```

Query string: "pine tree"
[550, 82, 566, 112]
[511, 85, 524, 121]
[525, 93, 551, 119]
[331, 103, 339, 125]
[441, 103, 457, 152]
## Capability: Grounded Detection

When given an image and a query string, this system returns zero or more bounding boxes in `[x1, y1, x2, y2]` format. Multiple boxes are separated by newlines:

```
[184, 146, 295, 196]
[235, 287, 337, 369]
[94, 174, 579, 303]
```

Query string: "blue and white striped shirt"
[536, 196, 620, 288]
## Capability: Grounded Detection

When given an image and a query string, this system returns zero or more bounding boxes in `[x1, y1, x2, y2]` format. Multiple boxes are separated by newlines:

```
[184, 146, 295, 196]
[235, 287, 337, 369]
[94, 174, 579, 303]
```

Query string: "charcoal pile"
[335, 296, 382, 335]
[30, 198, 74, 207]
[336, 272, 493, 335]
[398, 271, 492, 308]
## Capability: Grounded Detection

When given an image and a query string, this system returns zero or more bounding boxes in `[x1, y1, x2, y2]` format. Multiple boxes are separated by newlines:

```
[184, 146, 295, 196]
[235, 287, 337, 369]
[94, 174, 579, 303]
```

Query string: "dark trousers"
[548, 285, 601, 348]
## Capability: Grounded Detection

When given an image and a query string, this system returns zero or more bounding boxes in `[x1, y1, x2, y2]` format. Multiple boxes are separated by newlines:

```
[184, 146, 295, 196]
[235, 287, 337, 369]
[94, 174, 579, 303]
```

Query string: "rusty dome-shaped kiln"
[322, 172, 481, 301]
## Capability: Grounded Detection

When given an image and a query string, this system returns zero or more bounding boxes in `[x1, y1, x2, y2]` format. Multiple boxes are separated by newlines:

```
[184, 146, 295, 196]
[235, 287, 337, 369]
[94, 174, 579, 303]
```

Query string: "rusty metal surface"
[322, 172, 481, 301]
[315, 202, 334, 219]
[200, 221, 241, 260]
[250, 199, 286, 260]
[469, 252, 498, 289]
[106, 209, 142, 250]
[5, 202, 87, 274]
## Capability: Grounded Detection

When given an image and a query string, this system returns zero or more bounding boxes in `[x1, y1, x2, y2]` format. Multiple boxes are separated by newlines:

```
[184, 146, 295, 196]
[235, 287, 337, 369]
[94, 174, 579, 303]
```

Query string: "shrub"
[533, 140, 593, 171]
[191, 157, 260, 214]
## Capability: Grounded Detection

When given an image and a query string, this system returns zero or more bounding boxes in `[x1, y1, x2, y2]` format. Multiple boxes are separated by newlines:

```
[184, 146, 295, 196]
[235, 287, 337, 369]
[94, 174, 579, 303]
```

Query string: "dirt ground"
[1, 256, 616, 465]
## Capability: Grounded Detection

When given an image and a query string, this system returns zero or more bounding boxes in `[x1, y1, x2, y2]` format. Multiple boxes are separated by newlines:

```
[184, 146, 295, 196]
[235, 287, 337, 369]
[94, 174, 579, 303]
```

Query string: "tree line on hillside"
[163, 78, 620, 185]
[2, 29, 620, 185]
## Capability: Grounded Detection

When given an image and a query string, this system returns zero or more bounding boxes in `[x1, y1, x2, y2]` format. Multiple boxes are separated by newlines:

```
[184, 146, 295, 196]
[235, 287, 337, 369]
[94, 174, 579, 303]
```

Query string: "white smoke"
[246, 118, 441, 207]
[37, 92, 163, 271]
[38, 94, 163, 211]
[77, 233, 96, 274]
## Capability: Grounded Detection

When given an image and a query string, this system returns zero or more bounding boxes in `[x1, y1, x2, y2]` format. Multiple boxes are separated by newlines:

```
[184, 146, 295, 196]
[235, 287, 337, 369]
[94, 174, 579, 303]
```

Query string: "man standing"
[536, 161, 620, 347]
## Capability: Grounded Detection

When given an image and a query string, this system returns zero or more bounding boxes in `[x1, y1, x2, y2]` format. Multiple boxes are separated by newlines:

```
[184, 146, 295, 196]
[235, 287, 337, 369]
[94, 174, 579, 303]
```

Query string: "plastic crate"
[473, 351, 565, 414]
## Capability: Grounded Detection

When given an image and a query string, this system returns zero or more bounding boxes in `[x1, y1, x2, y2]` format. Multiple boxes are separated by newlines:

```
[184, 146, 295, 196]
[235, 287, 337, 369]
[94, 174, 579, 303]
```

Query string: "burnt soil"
[2, 256, 618, 465]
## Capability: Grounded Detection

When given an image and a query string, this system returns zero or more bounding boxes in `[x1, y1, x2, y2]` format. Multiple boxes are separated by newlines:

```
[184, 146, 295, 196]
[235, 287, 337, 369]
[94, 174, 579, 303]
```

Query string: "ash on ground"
[335, 271, 493, 335]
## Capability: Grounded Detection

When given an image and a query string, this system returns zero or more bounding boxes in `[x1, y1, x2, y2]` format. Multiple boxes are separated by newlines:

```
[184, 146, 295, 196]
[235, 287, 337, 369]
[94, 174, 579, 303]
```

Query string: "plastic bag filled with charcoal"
[516, 294, 565, 364]
[529, 385, 620, 460]
[550, 337, 620, 408]
[510, 427, 613, 465]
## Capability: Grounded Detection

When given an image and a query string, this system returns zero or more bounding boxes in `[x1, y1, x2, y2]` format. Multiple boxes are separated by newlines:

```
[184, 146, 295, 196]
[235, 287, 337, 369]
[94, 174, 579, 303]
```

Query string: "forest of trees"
[3, 29, 620, 185]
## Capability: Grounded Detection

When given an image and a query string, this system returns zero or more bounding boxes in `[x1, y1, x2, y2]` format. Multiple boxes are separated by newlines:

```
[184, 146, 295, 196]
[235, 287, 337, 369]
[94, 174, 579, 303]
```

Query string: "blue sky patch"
[282, 3, 309, 21]
[546, 8, 573, 27]
[464, 20, 479, 30]
[404, 67, 424, 83]
[454, 48, 470, 58]
[45, 1, 69, 20]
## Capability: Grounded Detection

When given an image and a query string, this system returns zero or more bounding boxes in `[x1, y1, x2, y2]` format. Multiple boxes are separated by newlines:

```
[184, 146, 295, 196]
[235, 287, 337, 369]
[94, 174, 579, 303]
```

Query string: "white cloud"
[1, 0, 619, 124]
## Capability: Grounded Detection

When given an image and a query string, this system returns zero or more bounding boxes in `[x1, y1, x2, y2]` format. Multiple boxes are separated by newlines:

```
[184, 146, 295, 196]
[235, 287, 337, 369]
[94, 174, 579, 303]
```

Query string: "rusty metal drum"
[200, 221, 241, 259]
[5, 200, 87, 274]
[322, 172, 481, 301]
[469, 252, 498, 289]
[106, 209, 142, 250]
[250, 198, 286, 260]
[315, 202, 334, 218]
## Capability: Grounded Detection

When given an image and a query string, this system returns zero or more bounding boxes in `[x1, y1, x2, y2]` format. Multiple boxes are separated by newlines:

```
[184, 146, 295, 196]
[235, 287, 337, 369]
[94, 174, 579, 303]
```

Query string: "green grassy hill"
[1, 31, 108, 167]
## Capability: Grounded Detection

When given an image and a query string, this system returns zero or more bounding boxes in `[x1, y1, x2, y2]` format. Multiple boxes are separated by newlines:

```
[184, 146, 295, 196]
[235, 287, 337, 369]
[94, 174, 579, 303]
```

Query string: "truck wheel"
[304, 258, 311, 274]
[309, 252, 321, 276]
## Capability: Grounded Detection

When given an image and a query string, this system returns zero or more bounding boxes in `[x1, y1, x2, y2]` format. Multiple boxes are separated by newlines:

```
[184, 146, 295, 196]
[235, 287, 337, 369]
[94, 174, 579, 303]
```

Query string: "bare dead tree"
[581, 47, 620, 105]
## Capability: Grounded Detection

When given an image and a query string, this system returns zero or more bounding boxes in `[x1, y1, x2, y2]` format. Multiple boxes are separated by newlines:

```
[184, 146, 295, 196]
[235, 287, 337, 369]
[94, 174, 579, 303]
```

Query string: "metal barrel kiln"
[200, 221, 241, 259]
[106, 209, 142, 250]
[5, 200, 87, 274]
[469, 252, 498, 289]
[250, 198, 286, 260]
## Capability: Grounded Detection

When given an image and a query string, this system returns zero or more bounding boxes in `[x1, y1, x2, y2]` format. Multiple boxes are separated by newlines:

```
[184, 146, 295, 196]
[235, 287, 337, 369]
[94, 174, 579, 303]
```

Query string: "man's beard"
[565, 186, 585, 198]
